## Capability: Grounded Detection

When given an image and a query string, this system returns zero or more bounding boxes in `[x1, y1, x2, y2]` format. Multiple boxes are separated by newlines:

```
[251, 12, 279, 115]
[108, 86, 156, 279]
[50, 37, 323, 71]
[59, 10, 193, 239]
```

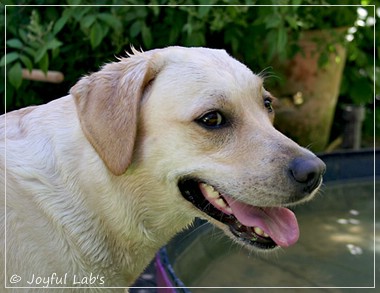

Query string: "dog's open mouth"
[178, 179, 299, 250]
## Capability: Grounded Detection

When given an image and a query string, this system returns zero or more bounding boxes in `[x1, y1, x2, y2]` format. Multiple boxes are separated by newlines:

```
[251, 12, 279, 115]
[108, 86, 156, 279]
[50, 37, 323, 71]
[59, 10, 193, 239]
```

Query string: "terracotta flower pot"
[273, 28, 347, 152]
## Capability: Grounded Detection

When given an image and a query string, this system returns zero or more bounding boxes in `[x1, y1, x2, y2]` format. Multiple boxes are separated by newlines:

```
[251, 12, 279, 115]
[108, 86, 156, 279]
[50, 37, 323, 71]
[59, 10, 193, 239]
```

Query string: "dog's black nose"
[289, 157, 326, 193]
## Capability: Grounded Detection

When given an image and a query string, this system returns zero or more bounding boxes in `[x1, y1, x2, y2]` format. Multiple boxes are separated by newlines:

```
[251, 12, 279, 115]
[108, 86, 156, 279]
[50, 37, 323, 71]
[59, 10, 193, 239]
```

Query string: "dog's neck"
[64, 160, 193, 285]
[72, 167, 195, 285]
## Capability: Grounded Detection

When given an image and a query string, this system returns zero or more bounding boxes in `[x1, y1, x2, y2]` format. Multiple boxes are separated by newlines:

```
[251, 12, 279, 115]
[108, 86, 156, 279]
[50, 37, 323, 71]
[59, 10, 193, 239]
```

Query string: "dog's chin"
[178, 178, 301, 251]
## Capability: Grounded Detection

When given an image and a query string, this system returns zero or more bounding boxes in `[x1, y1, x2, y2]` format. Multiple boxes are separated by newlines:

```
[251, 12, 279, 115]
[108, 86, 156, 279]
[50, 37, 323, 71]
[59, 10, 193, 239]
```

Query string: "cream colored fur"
[1, 47, 319, 292]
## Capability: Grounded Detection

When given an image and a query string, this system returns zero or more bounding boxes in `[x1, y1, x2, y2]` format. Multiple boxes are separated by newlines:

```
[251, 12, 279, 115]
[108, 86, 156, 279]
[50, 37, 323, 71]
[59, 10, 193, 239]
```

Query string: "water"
[167, 180, 377, 291]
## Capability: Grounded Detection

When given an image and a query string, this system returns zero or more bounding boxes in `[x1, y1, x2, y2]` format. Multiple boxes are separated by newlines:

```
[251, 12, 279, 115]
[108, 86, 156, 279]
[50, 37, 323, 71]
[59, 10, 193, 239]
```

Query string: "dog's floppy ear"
[70, 49, 159, 175]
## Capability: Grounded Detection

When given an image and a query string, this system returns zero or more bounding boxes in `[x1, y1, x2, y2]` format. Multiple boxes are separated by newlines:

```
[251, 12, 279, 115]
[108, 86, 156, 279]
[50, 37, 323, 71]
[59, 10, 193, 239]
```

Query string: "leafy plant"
[2, 0, 377, 146]
[2, 10, 63, 88]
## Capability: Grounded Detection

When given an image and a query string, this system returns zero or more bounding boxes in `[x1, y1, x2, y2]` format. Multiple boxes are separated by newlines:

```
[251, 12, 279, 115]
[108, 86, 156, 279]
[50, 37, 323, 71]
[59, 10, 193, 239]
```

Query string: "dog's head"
[71, 46, 325, 251]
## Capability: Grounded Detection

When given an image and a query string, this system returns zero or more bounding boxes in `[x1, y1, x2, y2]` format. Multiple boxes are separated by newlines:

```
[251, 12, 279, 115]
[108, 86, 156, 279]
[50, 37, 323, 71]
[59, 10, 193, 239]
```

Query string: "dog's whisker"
[257, 66, 273, 78]
[257, 66, 281, 83]
[176, 221, 210, 244]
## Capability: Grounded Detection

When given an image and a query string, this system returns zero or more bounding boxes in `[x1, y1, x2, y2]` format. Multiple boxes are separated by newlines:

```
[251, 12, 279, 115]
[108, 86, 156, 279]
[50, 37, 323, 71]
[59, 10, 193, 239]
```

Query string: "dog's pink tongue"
[224, 196, 299, 247]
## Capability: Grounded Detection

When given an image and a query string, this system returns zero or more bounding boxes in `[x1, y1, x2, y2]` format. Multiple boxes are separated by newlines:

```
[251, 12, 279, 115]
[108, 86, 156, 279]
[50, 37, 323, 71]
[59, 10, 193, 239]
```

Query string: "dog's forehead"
[167, 47, 253, 73]
[158, 47, 263, 91]
[145, 47, 266, 116]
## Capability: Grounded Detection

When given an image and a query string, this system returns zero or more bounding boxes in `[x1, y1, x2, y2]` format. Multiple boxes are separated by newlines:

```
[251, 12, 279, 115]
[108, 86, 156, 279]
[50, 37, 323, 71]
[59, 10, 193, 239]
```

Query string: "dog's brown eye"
[264, 98, 273, 113]
[197, 111, 226, 129]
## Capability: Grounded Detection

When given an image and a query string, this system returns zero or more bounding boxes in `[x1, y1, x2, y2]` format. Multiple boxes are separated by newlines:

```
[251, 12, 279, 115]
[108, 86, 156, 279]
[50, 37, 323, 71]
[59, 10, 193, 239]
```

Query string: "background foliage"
[1, 0, 378, 146]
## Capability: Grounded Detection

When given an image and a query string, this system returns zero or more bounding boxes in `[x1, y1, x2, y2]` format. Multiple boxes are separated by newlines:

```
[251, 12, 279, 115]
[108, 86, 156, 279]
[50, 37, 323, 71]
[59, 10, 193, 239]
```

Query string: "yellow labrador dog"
[1, 47, 325, 291]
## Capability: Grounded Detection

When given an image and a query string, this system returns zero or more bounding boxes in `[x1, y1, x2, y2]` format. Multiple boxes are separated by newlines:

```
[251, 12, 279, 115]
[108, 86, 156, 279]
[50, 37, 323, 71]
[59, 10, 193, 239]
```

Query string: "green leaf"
[318, 51, 329, 68]
[53, 13, 70, 35]
[39, 53, 49, 74]
[18, 29, 28, 43]
[183, 23, 192, 36]
[7, 39, 23, 49]
[150, 5, 160, 17]
[101, 26, 109, 40]
[265, 15, 282, 29]
[125, 11, 138, 22]
[90, 22, 104, 49]
[46, 39, 62, 50]
[34, 47, 47, 63]
[82, 14, 97, 30]
[169, 25, 180, 43]
[350, 78, 372, 104]
[19, 55, 33, 71]
[8, 62, 23, 89]
[277, 27, 288, 54]
[141, 24, 152, 48]
[186, 32, 205, 47]
[0, 52, 19, 67]
[230, 36, 239, 54]
[224, 27, 242, 54]
[130, 20, 142, 38]
[72, 7, 91, 22]
[136, 7, 148, 19]
[98, 13, 122, 31]
[266, 30, 277, 60]
[22, 46, 36, 58]
[51, 47, 60, 59]
[285, 15, 299, 30]
[198, 6, 211, 18]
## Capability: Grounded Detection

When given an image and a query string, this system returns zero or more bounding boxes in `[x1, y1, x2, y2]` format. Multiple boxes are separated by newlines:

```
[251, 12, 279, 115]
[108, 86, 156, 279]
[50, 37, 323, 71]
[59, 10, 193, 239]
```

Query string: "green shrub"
[2, 0, 377, 143]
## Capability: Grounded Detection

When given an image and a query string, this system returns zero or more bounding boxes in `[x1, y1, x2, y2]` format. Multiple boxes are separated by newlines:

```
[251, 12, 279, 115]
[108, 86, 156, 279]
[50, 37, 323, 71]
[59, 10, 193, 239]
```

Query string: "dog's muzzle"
[178, 156, 325, 250]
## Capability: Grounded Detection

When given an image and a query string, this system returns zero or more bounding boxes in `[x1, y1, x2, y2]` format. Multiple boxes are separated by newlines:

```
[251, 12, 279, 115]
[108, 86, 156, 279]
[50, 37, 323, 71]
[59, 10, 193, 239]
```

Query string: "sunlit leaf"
[34, 47, 47, 63]
[90, 22, 104, 49]
[8, 62, 23, 89]
[98, 13, 122, 31]
[39, 53, 49, 74]
[19, 55, 33, 71]
[142, 24, 152, 48]
[53, 13, 70, 35]
[0, 52, 19, 67]
[46, 39, 62, 50]
[82, 14, 96, 29]
[7, 39, 23, 49]
[130, 21, 142, 38]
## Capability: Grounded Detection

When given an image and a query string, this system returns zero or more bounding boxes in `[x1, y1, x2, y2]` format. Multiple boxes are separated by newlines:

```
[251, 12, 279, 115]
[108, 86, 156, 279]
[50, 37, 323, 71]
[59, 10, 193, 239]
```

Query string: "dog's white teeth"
[201, 183, 220, 199]
[225, 206, 233, 214]
[214, 198, 233, 213]
[253, 227, 269, 238]
[215, 198, 227, 208]
[200, 182, 233, 214]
